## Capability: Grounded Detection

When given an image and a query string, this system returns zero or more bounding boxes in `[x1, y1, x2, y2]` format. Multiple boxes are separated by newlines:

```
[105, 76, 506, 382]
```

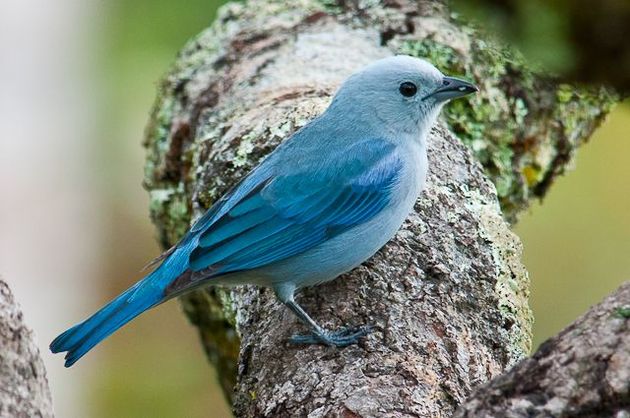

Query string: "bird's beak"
[422, 76, 478, 102]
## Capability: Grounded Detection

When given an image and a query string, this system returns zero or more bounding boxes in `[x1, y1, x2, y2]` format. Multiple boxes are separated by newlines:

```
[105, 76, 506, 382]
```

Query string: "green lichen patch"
[467, 189, 533, 362]
[613, 306, 630, 319]
[398, 39, 465, 74]
[395, 33, 617, 222]
[148, 185, 191, 247]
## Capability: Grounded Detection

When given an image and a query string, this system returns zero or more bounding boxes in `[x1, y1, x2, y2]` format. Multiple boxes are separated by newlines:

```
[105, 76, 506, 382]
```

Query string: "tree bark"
[142, 0, 618, 415]
[455, 282, 630, 418]
[0, 278, 54, 418]
[227, 123, 532, 417]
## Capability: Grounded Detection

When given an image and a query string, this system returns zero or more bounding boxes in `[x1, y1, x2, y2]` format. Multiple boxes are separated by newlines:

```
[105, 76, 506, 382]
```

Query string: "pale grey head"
[327, 55, 478, 137]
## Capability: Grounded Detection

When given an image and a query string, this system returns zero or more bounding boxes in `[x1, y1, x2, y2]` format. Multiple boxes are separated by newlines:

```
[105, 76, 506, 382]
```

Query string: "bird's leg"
[273, 283, 371, 347]
[284, 299, 372, 346]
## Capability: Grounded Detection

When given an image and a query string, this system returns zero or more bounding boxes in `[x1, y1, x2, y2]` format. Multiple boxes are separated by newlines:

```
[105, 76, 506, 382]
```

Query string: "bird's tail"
[50, 254, 186, 367]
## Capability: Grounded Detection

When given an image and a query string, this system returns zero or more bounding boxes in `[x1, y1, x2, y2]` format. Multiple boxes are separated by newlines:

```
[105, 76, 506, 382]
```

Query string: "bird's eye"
[399, 82, 417, 97]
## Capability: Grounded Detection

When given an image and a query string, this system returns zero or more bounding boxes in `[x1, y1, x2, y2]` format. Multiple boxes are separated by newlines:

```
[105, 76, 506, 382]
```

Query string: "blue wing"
[188, 139, 403, 275]
[47, 139, 403, 366]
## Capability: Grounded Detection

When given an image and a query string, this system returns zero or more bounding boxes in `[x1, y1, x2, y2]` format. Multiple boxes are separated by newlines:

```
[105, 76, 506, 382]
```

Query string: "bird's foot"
[289, 324, 372, 347]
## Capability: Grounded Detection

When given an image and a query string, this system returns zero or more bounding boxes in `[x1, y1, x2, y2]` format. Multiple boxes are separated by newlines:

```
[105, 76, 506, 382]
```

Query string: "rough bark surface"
[455, 281, 630, 418]
[0, 278, 54, 418]
[141, 0, 618, 416]
[229, 123, 531, 417]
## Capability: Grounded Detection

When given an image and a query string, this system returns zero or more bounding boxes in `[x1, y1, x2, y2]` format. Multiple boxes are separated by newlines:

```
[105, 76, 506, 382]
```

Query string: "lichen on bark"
[0, 278, 54, 418]
[391, 24, 617, 220]
[141, 0, 618, 413]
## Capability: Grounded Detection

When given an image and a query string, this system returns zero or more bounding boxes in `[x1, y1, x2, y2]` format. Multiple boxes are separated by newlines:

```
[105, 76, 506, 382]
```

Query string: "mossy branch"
[142, 0, 619, 414]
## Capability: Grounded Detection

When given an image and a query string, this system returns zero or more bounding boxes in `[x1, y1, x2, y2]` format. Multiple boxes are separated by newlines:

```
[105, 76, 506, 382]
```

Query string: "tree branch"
[455, 281, 630, 417]
[142, 0, 619, 414]
[0, 278, 53, 418]
[228, 123, 531, 416]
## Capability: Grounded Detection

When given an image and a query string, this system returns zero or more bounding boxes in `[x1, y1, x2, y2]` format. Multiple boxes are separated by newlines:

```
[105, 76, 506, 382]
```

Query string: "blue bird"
[50, 55, 477, 367]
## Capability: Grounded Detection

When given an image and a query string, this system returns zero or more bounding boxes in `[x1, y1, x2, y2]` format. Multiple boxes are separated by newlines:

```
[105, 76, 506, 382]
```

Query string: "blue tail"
[50, 256, 185, 367]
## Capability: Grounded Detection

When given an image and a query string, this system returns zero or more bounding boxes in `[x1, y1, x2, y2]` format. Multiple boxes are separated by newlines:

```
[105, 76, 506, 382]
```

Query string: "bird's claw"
[289, 324, 372, 347]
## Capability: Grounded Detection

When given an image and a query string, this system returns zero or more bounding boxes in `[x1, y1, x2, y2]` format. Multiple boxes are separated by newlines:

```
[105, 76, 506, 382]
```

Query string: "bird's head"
[328, 55, 478, 139]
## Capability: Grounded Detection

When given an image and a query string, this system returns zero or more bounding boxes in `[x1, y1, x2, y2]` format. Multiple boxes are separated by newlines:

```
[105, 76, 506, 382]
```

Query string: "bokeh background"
[0, 1, 627, 417]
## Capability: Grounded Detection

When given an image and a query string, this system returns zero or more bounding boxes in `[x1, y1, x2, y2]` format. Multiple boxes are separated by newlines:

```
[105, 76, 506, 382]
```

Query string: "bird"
[50, 55, 478, 367]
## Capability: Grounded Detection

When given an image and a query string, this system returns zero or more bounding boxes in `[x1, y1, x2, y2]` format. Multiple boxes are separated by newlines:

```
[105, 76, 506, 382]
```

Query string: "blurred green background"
[92, 1, 231, 416]
[2, 1, 627, 417]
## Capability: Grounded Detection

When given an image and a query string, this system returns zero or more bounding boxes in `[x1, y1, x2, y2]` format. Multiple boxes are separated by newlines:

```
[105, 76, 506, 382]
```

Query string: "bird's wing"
[187, 139, 403, 275]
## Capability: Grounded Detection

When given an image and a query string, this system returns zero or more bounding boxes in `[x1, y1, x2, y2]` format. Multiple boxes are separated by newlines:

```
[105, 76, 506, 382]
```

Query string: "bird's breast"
[397, 140, 428, 204]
